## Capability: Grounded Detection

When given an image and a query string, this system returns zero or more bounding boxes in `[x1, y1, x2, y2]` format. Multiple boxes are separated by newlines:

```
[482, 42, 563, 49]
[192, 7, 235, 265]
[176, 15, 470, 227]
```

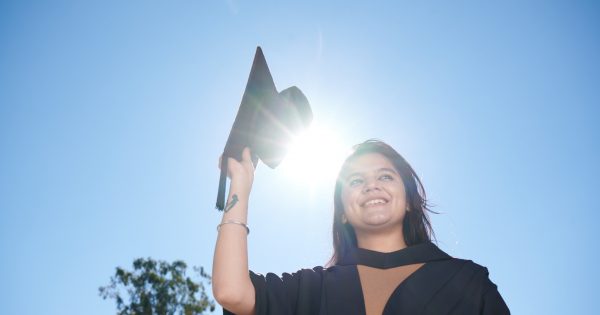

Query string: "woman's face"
[340, 153, 407, 232]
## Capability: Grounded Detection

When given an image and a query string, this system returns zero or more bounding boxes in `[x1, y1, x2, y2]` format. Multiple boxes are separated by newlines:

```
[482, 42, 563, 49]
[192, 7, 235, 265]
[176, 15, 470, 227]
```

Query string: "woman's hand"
[221, 147, 255, 201]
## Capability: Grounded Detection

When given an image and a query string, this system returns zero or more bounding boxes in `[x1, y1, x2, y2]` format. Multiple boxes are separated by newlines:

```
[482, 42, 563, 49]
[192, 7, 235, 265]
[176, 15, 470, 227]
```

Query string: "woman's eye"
[349, 178, 363, 187]
[380, 174, 394, 181]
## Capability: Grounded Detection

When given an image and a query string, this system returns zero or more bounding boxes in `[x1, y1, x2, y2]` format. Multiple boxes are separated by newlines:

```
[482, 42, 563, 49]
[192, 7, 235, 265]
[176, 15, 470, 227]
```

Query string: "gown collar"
[337, 242, 452, 269]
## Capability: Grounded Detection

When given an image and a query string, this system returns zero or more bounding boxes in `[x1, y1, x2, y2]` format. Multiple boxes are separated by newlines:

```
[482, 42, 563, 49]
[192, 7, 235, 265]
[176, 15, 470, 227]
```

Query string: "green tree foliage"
[99, 258, 215, 315]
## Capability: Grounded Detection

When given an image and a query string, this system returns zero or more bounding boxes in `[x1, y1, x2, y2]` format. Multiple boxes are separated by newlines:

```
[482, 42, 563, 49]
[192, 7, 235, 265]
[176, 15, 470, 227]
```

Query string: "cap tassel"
[216, 158, 228, 211]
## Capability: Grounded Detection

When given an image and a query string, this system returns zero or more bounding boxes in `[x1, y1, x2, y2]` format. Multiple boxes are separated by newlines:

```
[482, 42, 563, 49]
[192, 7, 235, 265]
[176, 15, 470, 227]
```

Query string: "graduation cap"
[216, 47, 313, 210]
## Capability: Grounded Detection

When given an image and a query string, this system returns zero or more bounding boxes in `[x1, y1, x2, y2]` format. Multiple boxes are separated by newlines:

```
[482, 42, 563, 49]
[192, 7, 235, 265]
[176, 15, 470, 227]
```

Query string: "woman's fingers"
[241, 147, 256, 170]
[223, 148, 255, 197]
[227, 156, 241, 172]
[218, 148, 255, 180]
[242, 147, 252, 162]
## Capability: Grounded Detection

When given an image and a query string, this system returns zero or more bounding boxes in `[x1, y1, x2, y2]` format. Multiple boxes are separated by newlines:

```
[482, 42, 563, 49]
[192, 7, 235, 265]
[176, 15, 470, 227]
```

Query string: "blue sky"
[1, 1, 599, 314]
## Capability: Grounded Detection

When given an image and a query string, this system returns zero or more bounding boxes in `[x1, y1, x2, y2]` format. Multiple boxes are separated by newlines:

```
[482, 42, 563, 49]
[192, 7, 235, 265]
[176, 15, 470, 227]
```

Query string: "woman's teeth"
[364, 199, 386, 206]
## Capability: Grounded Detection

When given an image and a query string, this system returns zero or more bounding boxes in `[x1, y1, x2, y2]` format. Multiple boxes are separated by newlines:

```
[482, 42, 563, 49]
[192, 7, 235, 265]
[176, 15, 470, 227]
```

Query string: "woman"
[213, 140, 510, 315]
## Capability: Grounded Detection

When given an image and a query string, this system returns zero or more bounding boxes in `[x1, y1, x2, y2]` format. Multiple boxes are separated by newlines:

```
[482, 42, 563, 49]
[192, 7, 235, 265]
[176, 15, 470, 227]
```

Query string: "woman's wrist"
[228, 182, 251, 200]
[222, 189, 249, 213]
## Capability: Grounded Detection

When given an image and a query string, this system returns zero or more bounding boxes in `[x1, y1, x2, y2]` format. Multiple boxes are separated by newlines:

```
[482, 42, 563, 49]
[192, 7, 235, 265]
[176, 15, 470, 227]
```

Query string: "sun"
[279, 122, 348, 186]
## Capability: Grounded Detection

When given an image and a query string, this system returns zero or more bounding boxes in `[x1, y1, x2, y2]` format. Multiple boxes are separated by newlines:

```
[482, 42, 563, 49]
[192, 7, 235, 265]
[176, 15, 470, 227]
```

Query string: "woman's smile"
[362, 198, 389, 207]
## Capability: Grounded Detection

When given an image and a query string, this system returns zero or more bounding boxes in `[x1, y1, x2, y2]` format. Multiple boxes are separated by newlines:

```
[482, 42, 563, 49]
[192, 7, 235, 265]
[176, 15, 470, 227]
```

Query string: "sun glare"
[279, 122, 348, 186]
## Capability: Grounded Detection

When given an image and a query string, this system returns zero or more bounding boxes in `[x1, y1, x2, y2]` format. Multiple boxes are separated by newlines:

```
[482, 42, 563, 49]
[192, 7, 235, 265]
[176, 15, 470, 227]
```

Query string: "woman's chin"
[362, 213, 393, 226]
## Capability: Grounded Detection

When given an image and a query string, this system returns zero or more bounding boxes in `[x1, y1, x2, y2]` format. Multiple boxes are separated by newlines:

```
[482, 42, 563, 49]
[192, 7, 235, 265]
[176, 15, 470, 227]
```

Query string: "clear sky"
[1, 1, 599, 314]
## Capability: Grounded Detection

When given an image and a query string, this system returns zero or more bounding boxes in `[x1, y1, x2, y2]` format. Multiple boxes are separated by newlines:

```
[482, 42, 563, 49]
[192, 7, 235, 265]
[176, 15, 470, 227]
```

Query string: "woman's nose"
[362, 179, 380, 193]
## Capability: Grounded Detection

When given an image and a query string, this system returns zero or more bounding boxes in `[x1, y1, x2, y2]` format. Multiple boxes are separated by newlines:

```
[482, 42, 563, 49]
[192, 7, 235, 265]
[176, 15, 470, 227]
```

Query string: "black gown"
[224, 242, 510, 315]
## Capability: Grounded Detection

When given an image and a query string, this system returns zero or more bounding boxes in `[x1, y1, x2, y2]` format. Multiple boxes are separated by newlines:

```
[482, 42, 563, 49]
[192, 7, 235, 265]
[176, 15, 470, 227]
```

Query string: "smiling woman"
[339, 153, 409, 243]
[213, 139, 510, 315]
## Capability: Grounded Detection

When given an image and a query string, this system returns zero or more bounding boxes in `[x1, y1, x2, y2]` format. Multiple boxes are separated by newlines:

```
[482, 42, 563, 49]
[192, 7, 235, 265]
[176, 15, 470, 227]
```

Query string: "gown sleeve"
[223, 267, 325, 315]
[480, 273, 510, 315]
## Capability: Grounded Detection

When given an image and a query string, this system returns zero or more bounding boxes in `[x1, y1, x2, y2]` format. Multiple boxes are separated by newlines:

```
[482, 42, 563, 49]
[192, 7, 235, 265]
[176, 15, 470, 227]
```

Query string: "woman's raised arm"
[212, 148, 256, 315]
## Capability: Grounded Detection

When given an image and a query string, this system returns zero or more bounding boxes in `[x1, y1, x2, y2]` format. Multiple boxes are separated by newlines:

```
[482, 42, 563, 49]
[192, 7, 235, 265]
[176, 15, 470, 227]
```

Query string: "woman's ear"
[341, 213, 348, 224]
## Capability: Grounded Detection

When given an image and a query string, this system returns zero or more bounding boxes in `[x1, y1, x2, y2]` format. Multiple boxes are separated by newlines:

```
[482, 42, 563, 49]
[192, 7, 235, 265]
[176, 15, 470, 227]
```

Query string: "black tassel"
[216, 158, 228, 210]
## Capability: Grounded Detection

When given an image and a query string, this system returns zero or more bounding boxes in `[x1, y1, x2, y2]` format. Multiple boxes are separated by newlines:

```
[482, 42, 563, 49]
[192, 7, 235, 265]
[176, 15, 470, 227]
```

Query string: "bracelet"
[217, 220, 250, 235]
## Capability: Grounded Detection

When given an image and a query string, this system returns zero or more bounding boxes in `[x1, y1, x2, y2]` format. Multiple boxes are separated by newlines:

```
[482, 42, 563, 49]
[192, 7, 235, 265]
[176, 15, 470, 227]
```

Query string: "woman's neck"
[355, 228, 407, 253]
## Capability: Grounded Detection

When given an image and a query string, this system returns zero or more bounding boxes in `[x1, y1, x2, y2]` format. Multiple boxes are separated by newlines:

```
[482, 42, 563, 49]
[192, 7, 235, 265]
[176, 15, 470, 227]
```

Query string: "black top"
[223, 242, 510, 315]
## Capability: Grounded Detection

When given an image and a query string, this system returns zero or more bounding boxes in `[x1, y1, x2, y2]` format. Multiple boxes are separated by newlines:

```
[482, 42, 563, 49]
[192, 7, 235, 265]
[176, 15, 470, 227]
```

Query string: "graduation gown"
[224, 242, 510, 315]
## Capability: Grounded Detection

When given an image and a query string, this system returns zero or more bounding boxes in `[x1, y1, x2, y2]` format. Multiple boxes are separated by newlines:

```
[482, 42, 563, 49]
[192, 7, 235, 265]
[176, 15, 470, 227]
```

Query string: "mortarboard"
[216, 47, 313, 210]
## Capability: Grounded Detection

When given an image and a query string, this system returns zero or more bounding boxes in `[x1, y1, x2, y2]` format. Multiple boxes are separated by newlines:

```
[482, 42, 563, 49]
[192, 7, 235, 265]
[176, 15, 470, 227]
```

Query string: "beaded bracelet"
[217, 220, 250, 235]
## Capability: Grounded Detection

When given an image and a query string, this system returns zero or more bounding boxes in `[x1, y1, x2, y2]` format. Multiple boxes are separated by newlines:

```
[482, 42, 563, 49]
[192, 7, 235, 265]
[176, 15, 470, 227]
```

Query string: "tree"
[99, 258, 215, 315]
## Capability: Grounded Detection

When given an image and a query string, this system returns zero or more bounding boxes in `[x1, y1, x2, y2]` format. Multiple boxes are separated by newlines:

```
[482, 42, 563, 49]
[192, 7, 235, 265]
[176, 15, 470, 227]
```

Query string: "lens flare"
[280, 122, 347, 186]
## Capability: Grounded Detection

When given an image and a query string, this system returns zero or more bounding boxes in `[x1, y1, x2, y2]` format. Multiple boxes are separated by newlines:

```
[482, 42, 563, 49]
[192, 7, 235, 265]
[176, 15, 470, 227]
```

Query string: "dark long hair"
[327, 140, 435, 266]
